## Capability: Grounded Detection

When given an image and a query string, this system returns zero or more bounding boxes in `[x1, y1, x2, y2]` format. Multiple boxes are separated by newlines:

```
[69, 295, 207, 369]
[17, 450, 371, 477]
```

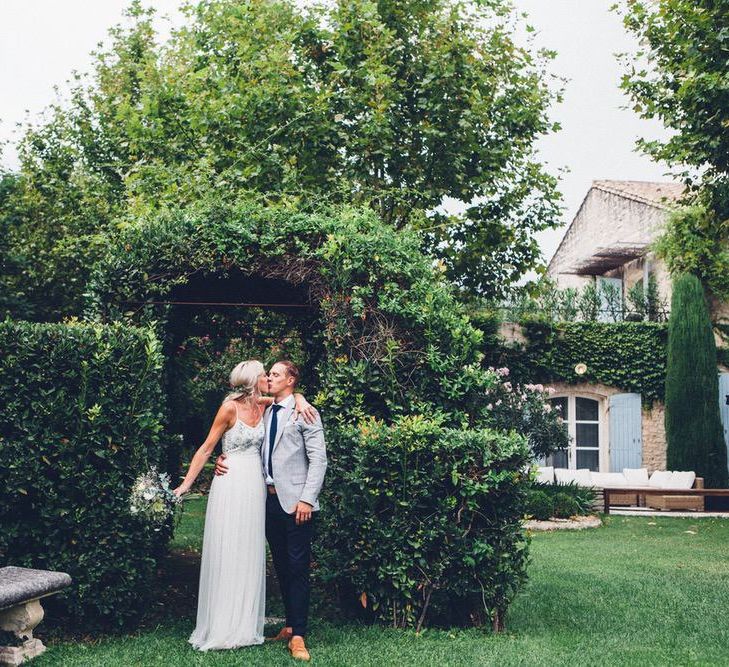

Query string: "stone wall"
[641, 403, 667, 472]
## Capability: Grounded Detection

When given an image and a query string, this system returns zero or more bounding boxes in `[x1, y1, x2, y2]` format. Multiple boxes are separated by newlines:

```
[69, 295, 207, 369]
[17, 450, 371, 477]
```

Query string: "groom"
[215, 360, 327, 662]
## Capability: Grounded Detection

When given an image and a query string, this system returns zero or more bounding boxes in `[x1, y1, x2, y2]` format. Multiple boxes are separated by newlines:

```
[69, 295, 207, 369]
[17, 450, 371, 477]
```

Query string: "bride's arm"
[256, 393, 316, 422]
[173, 402, 235, 497]
[294, 392, 317, 424]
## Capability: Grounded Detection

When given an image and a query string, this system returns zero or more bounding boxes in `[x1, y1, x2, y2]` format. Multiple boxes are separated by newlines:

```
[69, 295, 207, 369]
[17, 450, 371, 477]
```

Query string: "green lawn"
[38, 497, 729, 666]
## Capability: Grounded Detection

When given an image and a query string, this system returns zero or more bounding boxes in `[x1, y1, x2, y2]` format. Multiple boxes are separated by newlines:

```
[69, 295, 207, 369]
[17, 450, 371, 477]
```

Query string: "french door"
[547, 395, 602, 472]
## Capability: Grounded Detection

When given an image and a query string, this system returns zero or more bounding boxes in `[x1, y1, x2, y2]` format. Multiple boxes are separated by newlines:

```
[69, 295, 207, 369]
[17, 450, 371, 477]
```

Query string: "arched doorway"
[86, 201, 487, 444]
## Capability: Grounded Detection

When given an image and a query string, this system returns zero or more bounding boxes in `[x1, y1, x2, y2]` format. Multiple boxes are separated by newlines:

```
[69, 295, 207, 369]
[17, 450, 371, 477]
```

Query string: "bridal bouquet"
[129, 467, 181, 529]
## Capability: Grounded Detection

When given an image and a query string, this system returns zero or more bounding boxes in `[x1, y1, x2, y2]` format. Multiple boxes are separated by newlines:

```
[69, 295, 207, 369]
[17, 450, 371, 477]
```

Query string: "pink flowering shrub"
[480, 367, 569, 459]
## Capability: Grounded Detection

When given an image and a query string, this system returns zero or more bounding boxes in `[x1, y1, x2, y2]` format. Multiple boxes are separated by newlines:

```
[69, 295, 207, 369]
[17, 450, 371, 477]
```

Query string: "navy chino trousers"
[265, 493, 315, 638]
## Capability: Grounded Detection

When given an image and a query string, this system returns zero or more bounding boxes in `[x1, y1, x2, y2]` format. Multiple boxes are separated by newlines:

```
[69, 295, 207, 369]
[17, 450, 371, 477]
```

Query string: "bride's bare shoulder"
[217, 400, 238, 421]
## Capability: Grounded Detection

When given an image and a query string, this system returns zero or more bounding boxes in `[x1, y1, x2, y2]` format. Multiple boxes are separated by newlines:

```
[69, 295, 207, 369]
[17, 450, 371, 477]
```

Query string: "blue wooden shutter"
[718, 373, 729, 475]
[609, 393, 642, 471]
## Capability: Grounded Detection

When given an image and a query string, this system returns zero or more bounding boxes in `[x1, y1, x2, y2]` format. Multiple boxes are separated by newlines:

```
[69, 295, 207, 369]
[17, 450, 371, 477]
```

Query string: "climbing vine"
[474, 314, 669, 405]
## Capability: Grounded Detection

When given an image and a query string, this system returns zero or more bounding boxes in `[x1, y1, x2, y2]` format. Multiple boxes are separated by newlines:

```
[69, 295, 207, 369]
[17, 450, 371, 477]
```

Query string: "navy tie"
[268, 404, 283, 478]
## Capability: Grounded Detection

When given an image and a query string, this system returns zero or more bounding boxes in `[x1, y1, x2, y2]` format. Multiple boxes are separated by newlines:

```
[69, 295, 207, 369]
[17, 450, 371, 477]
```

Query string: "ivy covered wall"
[474, 315, 669, 405]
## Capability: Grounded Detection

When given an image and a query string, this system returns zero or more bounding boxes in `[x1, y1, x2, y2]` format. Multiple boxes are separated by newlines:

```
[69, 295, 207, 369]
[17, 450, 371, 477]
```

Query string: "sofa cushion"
[623, 468, 649, 486]
[591, 472, 627, 488]
[536, 466, 554, 484]
[663, 471, 696, 490]
[554, 468, 592, 486]
[648, 470, 673, 488]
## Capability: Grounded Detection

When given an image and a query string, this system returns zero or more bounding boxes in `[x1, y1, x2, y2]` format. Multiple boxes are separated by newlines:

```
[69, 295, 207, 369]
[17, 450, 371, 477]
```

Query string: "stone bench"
[0, 566, 72, 666]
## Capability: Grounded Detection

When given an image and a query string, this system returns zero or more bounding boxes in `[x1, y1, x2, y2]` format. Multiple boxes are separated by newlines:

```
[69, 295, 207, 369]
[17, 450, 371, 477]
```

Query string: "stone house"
[548, 179, 686, 318]
[522, 181, 729, 475]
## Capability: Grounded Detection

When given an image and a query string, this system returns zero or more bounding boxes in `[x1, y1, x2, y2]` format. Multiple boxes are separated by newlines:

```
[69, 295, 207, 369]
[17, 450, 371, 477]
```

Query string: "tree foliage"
[1, 0, 562, 319]
[618, 0, 729, 297]
[656, 205, 729, 299]
[618, 0, 729, 187]
[664, 274, 728, 487]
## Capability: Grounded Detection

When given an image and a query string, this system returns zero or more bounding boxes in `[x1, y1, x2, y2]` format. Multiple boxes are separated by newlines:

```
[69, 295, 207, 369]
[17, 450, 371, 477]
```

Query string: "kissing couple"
[174, 359, 327, 662]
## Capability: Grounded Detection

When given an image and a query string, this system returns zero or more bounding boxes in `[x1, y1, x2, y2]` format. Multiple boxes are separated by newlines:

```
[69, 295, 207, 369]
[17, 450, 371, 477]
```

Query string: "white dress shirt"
[263, 393, 295, 485]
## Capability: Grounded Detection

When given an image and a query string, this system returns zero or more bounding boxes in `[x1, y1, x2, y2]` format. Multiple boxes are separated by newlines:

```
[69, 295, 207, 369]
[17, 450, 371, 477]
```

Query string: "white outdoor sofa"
[536, 466, 705, 511]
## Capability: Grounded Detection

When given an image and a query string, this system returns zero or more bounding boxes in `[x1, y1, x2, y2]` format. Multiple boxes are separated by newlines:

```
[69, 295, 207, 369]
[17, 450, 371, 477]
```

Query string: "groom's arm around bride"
[216, 360, 326, 661]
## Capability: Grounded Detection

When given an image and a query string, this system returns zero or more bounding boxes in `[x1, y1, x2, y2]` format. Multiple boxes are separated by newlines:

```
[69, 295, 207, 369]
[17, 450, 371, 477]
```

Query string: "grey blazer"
[262, 402, 327, 513]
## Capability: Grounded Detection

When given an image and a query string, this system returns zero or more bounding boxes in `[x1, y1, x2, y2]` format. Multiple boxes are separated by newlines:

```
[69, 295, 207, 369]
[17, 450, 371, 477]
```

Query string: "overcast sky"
[0, 0, 671, 264]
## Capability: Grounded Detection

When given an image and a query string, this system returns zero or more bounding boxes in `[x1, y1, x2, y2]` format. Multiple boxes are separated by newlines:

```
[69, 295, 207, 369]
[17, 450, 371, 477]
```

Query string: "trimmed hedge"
[0, 320, 169, 629]
[85, 202, 564, 629]
[318, 416, 531, 631]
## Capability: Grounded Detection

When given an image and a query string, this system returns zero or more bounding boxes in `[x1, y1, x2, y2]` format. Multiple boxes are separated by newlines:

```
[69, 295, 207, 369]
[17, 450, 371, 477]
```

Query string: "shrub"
[527, 482, 596, 519]
[526, 491, 553, 520]
[0, 320, 169, 630]
[87, 201, 538, 628]
[665, 274, 729, 487]
[87, 201, 487, 425]
[552, 493, 580, 519]
[480, 369, 568, 460]
[317, 416, 531, 631]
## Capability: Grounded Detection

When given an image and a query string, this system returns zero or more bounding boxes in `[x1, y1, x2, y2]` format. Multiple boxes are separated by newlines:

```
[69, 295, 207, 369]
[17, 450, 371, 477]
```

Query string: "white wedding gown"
[189, 414, 267, 651]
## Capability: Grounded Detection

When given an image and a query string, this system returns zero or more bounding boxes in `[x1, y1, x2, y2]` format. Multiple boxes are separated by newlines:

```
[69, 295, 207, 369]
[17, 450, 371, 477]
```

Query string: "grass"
[37, 497, 729, 666]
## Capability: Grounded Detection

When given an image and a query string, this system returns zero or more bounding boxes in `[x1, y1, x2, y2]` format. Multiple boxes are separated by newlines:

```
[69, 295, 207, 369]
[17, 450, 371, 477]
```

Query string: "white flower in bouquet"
[129, 467, 181, 530]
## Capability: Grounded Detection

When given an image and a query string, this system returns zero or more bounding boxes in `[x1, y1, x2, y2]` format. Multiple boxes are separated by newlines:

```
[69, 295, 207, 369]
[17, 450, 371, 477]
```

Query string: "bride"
[173, 359, 313, 651]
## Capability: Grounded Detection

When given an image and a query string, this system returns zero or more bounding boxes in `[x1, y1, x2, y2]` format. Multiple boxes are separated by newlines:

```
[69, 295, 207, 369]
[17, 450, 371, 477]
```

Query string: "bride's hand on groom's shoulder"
[294, 393, 318, 424]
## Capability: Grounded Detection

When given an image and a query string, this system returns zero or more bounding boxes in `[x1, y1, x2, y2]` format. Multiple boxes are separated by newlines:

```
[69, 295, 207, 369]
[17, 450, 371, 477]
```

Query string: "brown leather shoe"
[266, 626, 293, 642]
[288, 636, 311, 661]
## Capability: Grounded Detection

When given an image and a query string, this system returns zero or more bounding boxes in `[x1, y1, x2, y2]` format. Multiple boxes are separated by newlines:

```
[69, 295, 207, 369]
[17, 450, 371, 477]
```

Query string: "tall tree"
[0, 0, 562, 320]
[665, 273, 728, 487]
[618, 1, 729, 298]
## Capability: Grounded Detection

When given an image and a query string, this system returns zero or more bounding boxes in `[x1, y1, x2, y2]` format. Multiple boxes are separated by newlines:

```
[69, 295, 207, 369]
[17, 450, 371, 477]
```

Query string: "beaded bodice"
[222, 419, 265, 455]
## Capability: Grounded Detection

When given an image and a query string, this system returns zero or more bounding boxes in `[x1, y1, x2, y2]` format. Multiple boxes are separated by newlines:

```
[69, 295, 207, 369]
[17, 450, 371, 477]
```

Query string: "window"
[597, 276, 623, 322]
[545, 395, 603, 472]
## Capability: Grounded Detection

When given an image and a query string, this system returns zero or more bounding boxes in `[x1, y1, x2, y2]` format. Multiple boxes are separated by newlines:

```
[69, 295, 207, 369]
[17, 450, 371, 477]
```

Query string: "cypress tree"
[665, 273, 728, 487]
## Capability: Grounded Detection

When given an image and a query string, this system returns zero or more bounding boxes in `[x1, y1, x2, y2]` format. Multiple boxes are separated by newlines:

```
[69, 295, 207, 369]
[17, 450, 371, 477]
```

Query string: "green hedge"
[475, 317, 668, 404]
[0, 320, 169, 629]
[317, 416, 531, 631]
[86, 202, 559, 629]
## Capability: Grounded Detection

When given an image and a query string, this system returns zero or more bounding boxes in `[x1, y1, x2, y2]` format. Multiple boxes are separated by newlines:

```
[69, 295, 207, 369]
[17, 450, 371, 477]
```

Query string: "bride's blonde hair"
[224, 360, 265, 404]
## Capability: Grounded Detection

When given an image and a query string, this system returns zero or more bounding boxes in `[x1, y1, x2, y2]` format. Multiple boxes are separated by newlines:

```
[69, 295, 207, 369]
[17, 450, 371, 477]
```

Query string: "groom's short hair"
[277, 359, 300, 386]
